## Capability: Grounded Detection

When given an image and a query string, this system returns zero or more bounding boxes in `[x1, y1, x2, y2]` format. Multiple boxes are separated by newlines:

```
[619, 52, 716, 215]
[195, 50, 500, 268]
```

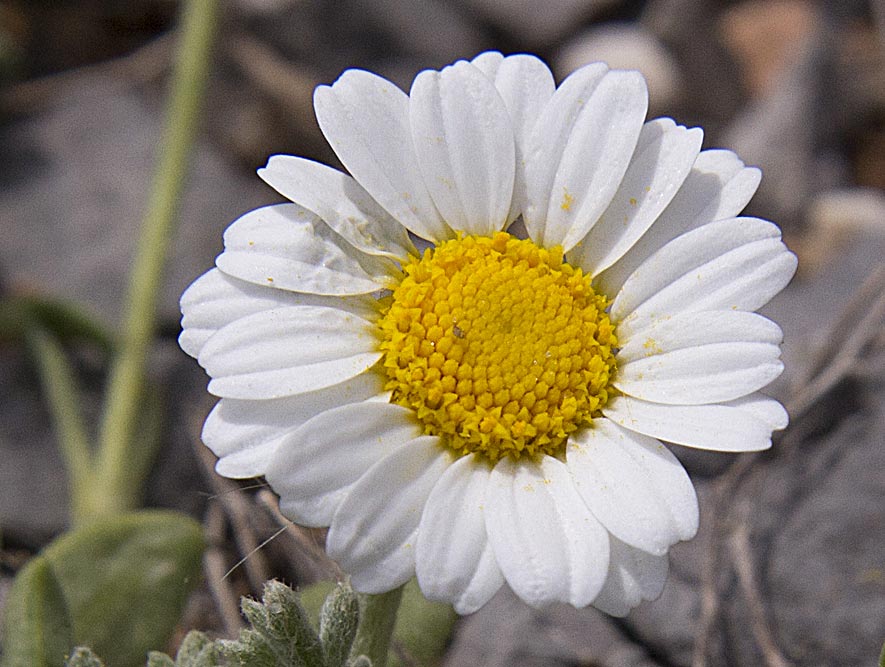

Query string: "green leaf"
[145, 654, 175, 667]
[0, 555, 74, 667]
[387, 579, 456, 667]
[222, 580, 325, 667]
[145, 630, 222, 667]
[299, 579, 456, 667]
[173, 630, 223, 666]
[64, 647, 105, 667]
[0, 295, 114, 352]
[318, 583, 360, 667]
[41, 510, 205, 667]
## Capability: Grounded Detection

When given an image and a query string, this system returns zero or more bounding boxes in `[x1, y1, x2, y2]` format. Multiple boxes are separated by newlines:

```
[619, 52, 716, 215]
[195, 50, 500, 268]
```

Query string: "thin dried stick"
[256, 488, 344, 581]
[789, 265, 885, 397]
[693, 266, 885, 665]
[691, 485, 727, 667]
[203, 502, 246, 637]
[0, 32, 174, 112]
[192, 425, 271, 591]
[227, 33, 316, 123]
[729, 500, 792, 667]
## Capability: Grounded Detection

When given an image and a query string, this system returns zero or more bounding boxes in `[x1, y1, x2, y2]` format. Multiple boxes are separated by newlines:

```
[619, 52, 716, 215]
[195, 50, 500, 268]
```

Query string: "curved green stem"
[92, 0, 219, 519]
[352, 587, 405, 667]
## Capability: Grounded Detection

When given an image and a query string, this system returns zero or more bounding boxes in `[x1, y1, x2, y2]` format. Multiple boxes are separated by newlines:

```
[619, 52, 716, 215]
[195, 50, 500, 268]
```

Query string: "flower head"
[179, 52, 796, 615]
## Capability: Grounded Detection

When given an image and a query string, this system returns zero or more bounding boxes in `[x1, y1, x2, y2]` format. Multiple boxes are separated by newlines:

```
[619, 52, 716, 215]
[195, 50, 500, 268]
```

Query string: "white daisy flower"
[179, 51, 797, 616]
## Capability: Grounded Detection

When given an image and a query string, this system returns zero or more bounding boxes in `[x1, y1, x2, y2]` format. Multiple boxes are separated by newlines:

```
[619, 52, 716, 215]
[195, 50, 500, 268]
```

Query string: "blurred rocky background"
[1, 0, 883, 665]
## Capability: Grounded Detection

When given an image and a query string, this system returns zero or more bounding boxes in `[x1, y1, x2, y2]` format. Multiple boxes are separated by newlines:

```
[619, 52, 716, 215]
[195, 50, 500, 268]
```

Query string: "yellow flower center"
[379, 232, 617, 462]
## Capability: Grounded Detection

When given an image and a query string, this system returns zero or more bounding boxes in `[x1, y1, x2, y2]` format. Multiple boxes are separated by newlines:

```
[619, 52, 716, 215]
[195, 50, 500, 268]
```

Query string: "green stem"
[25, 328, 95, 522]
[92, 0, 220, 519]
[352, 587, 404, 667]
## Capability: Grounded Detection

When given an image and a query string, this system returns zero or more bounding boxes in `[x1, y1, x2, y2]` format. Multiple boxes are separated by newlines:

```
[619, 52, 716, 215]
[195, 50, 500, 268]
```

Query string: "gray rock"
[444, 586, 663, 667]
[0, 76, 272, 329]
[459, 0, 620, 47]
[555, 23, 684, 116]
[352, 0, 488, 68]
[720, 31, 824, 232]
[766, 400, 885, 666]
[641, 0, 746, 132]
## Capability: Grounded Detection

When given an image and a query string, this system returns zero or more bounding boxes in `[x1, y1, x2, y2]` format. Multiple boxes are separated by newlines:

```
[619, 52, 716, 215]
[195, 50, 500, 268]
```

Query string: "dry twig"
[0, 32, 175, 112]
[192, 422, 272, 592]
[256, 488, 344, 582]
[203, 501, 247, 637]
[226, 32, 317, 127]
[729, 500, 793, 667]
[692, 266, 885, 666]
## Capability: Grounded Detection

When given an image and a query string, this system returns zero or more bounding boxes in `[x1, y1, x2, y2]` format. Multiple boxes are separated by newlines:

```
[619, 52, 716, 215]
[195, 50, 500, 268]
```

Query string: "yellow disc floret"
[379, 232, 617, 462]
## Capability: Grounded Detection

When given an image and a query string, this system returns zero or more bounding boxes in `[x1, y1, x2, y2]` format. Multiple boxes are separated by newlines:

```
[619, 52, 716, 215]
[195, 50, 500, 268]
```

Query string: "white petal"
[567, 420, 698, 555]
[265, 402, 423, 526]
[731, 393, 789, 430]
[258, 156, 415, 260]
[488, 54, 556, 223]
[199, 306, 381, 399]
[489, 55, 555, 145]
[327, 437, 454, 593]
[524, 67, 648, 251]
[592, 537, 669, 617]
[179, 268, 340, 359]
[470, 51, 504, 78]
[604, 394, 786, 452]
[616, 342, 783, 404]
[416, 454, 504, 614]
[314, 69, 450, 242]
[523, 62, 607, 244]
[569, 118, 703, 275]
[611, 217, 797, 338]
[615, 311, 784, 404]
[216, 204, 390, 296]
[597, 149, 761, 294]
[618, 310, 783, 361]
[410, 61, 515, 236]
[485, 456, 609, 608]
[203, 373, 385, 479]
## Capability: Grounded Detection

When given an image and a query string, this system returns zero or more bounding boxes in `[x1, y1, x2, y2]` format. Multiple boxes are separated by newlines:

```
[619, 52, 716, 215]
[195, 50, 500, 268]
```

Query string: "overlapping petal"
[416, 454, 504, 614]
[524, 66, 648, 251]
[604, 393, 787, 451]
[199, 306, 380, 400]
[591, 537, 669, 617]
[216, 203, 391, 296]
[179, 268, 362, 359]
[568, 118, 703, 276]
[485, 456, 610, 608]
[614, 310, 784, 404]
[611, 217, 797, 338]
[258, 156, 416, 260]
[568, 419, 697, 555]
[616, 343, 783, 405]
[314, 69, 451, 242]
[597, 149, 762, 294]
[410, 60, 515, 236]
[326, 437, 454, 593]
[266, 402, 422, 526]
[203, 372, 384, 479]
[471, 52, 555, 223]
